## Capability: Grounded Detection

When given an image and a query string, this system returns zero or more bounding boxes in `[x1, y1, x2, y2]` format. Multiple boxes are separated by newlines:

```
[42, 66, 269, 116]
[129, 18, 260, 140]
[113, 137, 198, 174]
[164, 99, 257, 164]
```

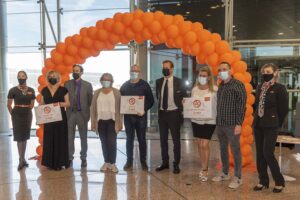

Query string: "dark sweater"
[120, 79, 154, 112]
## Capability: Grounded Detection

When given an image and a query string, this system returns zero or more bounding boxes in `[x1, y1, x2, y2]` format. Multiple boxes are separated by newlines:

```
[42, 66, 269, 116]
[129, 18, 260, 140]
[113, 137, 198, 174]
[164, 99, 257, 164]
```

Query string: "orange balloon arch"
[35, 10, 254, 167]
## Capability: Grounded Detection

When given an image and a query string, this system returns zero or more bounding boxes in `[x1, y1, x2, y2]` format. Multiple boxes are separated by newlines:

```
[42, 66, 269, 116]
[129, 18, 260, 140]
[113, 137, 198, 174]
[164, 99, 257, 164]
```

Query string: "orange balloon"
[113, 21, 125, 35]
[87, 26, 98, 39]
[79, 27, 88, 37]
[154, 11, 164, 20]
[96, 20, 104, 29]
[56, 42, 66, 54]
[108, 33, 120, 44]
[113, 12, 123, 22]
[122, 13, 134, 26]
[149, 21, 161, 34]
[191, 43, 201, 55]
[219, 52, 234, 64]
[72, 34, 82, 46]
[38, 85, 44, 93]
[38, 75, 47, 85]
[212, 66, 219, 76]
[233, 61, 247, 73]
[44, 58, 55, 69]
[192, 22, 203, 32]
[78, 48, 90, 59]
[246, 104, 254, 117]
[242, 125, 252, 137]
[75, 56, 86, 65]
[181, 45, 191, 55]
[174, 36, 184, 48]
[36, 127, 43, 138]
[162, 15, 173, 29]
[133, 9, 144, 19]
[215, 40, 230, 54]
[120, 36, 130, 45]
[61, 73, 70, 83]
[201, 41, 215, 55]
[151, 35, 161, 45]
[166, 39, 175, 48]
[173, 14, 184, 25]
[55, 64, 67, 74]
[247, 93, 255, 105]
[178, 21, 192, 35]
[197, 29, 211, 44]
[245, 134, 254, 145]
[196, 53, 207, 64]
[244, 83, 253, 94]
[142, 28, 152, 40]
[66, 44, 78, 56]
[65, 36, 73, 45]
[104, 42, 115, 50]
[142, 12, 154, 26]
[158, 31, 167, 43]
[184, 31, 197, 45]
[206, 53, 219, 66]
[232, 50, 242, 62]
[97, 29, 108, 41]
[93, 41, 105, 51]
[244, 72, 252, 83]
[82, 37, 93, 49]
[244, 115, 254, 125]
[42, 67, 51, 75]
[103, 18, 114, 31]
[234, 72, 246, 82]
[210, 33, 221, 43]
[241, 144, 252, 156]
[166, 25, 179, 38]
[39, 137, 43, 145]
[36, 94, 42, 103]
[124, 28, 135, 40]
[51, 50, 63, 65]
[63, 55, 75, 66]
[36, 145, 43, 156]
[131, 19, 143, 33]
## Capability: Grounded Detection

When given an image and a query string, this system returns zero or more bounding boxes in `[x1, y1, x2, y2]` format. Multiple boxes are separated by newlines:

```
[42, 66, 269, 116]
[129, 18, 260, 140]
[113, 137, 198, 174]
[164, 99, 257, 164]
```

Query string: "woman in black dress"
[40, 70, 70, 170]
[7, 71, 35, 170]
[253, 63, 288, 193]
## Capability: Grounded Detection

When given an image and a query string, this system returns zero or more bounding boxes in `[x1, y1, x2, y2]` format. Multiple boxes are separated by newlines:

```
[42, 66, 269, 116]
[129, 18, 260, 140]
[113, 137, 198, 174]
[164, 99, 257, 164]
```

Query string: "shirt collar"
[164, 75, 173, 81]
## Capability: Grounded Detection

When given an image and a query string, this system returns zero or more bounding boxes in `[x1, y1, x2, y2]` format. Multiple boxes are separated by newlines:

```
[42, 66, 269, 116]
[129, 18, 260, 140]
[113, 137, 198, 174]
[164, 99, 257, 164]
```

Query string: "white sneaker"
[109, 164, 119, 173]
[212, 172, 230, 182]
[228, 176, 243, 189]
[199, 170, 208, 182]
[100, 163, 109, 172]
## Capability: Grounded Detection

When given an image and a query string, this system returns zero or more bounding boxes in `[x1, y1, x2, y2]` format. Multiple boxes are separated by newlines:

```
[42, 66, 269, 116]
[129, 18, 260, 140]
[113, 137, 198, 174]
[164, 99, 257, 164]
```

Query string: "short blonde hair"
[194, 66, 216, 92]
[100, 73, 114, 82]
[46, 70, 61, 84]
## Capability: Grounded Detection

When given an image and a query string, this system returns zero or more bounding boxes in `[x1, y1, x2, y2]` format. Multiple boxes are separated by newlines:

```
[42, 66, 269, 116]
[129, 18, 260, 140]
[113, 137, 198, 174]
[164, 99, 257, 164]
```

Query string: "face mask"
[162, 68, 170, 77]
[198, 77, 207, 85]
[18, 78, 26, 85]
[262, 74, 274, 82]
[48, 78, 57, 85]
[130, 72, 139, 80]
[72, 73, 80, 80]
[101, 81, 111, 88]
[219, 71, 229, 81]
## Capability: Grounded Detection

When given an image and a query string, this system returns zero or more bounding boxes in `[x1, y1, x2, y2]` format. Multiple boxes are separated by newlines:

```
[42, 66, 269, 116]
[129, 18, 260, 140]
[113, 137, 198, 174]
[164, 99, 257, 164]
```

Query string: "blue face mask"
[130, 72, 139, 80]
[101, 81, 111, 88]
[219, 71, 229, 81]
[198, 77, 207, 85]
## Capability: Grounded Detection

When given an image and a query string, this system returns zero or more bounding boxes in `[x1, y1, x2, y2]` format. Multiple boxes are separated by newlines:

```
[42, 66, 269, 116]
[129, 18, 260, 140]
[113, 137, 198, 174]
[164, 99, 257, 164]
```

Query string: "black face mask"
[162, 68, 170, 77]
[18, 78, 26, 85]
[72, 73, 80, 80]
[48, 78, 57, 85]
[262, 74, 274, 82]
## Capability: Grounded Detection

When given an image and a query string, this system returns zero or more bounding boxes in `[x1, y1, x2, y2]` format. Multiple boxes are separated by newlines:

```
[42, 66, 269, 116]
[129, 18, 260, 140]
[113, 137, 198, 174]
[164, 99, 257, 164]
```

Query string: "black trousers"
[98, 119, 117, 164]
[158, 110, 181, 164]
[254, 126, 284, 186]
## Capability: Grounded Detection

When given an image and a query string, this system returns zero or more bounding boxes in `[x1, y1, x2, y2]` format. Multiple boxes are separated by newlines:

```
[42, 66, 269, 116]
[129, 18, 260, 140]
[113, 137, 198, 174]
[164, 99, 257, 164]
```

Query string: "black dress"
[41, 86, 69, 169]
[7, 86, 35, 141]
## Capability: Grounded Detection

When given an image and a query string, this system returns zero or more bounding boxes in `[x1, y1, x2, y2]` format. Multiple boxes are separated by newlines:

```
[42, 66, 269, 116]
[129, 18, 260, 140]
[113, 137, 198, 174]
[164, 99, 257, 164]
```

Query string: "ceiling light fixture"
[186, 11, 190, 14]
[278, 32, 284, 35]
[206, 14, 211, 17]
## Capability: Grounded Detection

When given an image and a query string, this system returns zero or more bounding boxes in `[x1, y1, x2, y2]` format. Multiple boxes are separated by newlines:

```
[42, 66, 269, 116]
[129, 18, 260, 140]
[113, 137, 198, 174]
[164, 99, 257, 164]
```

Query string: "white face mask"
[101, 81, 111, 88]
[219, 71, 229, 81]
[198, 77, 208, 85]
[130, 72, 139, 80]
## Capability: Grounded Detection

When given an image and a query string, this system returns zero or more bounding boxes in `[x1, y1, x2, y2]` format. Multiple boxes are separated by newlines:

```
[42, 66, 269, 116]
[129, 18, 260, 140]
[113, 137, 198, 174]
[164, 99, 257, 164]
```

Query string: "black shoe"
[141, 161, 148, 171]
[81, 160, 87, 168]
[22, 160, 29, 167]
[273, 184, 285, 193]
[17, 163, 24, 171]
[253, 184, 269, 191]
[173, 163, 180, 174]
[156, 163, 169, 171]
[123, 161, 133, 171]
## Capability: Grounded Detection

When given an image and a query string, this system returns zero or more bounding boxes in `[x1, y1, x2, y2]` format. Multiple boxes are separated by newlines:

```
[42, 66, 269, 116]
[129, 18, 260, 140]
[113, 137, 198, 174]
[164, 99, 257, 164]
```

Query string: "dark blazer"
[64, 79, 93, 122]
[155, 76, 187, 111]
[253, 82, 288, 128]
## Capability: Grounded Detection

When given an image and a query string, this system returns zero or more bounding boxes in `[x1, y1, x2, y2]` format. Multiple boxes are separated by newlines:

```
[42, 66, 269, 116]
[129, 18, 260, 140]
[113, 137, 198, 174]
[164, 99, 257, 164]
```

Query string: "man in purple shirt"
[65, 64, 93, 167]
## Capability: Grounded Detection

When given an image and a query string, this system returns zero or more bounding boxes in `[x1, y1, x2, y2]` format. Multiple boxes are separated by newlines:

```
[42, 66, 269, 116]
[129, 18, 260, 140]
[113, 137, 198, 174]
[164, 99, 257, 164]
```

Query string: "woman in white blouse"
[90, 73, 123, 173]
[191, 66, 217, 181]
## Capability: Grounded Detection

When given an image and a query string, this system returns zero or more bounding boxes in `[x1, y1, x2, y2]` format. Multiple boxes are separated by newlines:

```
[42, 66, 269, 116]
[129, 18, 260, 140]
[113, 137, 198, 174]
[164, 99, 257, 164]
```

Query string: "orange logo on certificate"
[44, 106, 51, 114]
[129, 98, 136, 105]
[193, 100, 201, 108]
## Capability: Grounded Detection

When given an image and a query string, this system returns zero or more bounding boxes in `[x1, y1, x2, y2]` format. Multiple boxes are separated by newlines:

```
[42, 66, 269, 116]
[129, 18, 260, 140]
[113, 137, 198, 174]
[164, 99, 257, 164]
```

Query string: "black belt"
[160, 109, 178, 113]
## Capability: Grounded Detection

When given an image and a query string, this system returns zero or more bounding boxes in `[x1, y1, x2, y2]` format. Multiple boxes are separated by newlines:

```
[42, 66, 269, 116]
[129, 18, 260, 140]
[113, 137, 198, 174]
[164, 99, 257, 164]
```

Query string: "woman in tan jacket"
[90, 73, 123, 173]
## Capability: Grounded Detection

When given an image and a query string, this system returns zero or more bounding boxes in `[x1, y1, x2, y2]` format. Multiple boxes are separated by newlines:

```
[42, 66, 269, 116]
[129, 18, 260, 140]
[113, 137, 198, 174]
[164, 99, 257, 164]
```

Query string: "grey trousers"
[68, 112, 88, 160]
[216, 125, 242, 178]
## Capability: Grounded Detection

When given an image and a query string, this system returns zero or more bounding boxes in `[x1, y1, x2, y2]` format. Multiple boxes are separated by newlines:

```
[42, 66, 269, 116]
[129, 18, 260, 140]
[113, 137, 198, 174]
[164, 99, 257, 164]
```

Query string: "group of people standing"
[7, 61, 288, 193]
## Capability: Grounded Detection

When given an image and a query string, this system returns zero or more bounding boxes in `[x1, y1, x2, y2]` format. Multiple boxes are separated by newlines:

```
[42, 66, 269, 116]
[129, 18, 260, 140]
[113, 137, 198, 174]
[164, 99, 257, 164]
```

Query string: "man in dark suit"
[64, 64, 93, 167]
[155, 60, 186, 174]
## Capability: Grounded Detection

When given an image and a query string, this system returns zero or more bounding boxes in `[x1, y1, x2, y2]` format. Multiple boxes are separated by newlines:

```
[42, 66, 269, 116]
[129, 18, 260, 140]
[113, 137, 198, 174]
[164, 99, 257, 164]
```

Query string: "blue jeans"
[124, 115, 147, 163]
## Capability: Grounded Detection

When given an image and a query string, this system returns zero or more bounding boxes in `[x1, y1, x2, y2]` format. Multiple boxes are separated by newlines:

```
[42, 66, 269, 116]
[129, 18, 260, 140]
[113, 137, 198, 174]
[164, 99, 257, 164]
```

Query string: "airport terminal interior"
[1, 0, 300, 199]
